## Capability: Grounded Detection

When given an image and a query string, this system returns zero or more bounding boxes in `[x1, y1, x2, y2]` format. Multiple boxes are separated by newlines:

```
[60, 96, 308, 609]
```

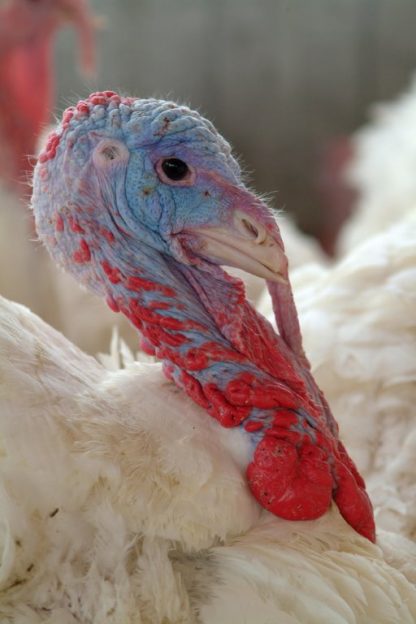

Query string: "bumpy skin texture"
[32, 92, 375, 541]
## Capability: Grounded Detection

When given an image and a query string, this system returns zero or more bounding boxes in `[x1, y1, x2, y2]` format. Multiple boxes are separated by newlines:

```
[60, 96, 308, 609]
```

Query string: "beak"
[190, 210, 288, 284]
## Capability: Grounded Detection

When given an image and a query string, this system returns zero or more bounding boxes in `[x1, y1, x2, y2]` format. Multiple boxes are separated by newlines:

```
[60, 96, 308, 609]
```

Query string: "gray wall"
[55, 0, 416, 239]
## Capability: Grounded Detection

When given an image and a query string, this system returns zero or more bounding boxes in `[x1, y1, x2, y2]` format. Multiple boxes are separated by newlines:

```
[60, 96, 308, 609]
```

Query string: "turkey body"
[340, 74, 416, 253]
[0, 295, 415, 623]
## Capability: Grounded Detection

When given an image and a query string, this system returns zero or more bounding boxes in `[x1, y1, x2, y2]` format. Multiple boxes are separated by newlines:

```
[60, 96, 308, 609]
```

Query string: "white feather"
[0, 293, 415, 622]
[340, 74, 416, 251]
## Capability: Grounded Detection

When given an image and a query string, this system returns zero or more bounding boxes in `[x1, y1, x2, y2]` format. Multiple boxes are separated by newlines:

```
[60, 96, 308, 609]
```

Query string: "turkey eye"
[156, 157, 195, 185]
[161, 158, 189, 181]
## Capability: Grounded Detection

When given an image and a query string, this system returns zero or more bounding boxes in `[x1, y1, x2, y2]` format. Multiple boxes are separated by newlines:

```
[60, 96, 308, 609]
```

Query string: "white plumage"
[340, 74, 416, 252]
[0, 291, 415, 623]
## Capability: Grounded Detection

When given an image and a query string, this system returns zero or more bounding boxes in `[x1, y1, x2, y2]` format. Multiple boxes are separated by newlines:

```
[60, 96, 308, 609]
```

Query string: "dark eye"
[161, 158, 189, 181]
[156, 157, 195, 186]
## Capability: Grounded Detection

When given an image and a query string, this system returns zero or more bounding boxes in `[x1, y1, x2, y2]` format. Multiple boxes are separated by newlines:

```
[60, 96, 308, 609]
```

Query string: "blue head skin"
[33, 93, 287, 296]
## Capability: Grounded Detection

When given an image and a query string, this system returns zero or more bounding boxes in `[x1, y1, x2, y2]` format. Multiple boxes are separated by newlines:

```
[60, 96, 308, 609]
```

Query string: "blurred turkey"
[0, 0, 133, 354]
[259, 208, 416, 541]
[339, 73, 416, 253]
[0, 0, 96, 193]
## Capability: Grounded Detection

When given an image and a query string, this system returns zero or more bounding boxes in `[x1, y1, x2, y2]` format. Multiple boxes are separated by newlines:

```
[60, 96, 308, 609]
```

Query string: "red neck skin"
[102, 248, 375, 542]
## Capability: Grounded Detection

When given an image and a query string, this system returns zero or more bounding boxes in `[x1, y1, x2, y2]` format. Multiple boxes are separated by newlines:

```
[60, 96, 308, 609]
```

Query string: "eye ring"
[156, 157, 195, 186]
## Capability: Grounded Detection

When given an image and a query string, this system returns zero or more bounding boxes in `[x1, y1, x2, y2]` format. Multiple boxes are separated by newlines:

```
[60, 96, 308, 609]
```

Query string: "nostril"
[241, 217, 267, 244]
[242, 218, 259, 240]
[234, 210, 267, 244]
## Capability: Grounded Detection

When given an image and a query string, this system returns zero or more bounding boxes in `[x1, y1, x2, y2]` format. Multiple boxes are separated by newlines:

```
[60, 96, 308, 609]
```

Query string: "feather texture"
[0, 294, 415, 622]
[340, 74, 416, 252]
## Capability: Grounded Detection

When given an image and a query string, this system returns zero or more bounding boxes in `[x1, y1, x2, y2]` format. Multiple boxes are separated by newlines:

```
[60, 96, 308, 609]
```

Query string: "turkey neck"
[103, 247, 326, 433]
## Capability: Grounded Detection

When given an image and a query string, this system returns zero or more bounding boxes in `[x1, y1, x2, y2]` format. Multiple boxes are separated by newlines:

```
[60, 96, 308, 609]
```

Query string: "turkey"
[0, 0, 96, 194]
[339, 73, 416, 253]
[33, 91, 375, 539]
[2, 91, 415, 622]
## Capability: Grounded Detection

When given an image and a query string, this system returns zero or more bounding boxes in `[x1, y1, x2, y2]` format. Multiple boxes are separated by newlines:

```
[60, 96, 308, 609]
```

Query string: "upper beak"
[190, 210, 288, 284]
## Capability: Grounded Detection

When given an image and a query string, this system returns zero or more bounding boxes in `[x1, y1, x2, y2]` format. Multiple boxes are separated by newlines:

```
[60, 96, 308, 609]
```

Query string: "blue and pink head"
[32, 91, 289, 319]
[36, 94, 232, 259]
